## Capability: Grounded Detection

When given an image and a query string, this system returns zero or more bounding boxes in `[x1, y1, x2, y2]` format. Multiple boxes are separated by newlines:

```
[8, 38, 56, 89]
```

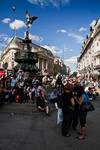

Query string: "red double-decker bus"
[0, 68, 5, 77]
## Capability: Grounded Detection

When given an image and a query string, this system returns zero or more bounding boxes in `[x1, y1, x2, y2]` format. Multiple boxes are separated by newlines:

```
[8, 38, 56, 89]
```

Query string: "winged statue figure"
[25, 10, 38, 28]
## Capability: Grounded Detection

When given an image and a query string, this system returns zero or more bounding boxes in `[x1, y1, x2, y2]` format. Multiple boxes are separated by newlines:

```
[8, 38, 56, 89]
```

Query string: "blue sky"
[0, 0, 100, 72]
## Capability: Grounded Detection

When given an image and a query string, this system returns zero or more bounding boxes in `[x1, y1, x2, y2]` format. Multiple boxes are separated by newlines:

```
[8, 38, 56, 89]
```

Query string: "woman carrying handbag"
[76, 85, 90, 140]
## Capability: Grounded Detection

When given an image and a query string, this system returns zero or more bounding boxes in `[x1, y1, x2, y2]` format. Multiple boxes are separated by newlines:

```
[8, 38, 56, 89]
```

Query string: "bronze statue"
[25, 10, 38, 28]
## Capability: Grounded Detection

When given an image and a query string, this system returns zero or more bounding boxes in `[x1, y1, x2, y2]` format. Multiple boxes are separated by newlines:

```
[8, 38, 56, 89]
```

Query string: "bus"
[0, 68, 5, 78]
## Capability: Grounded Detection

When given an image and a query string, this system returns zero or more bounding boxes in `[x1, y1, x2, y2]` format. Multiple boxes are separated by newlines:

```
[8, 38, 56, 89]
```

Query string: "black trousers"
[62, 108, 73, 136]
[72, 109, 79, 129]
[79, 111, 87, 127]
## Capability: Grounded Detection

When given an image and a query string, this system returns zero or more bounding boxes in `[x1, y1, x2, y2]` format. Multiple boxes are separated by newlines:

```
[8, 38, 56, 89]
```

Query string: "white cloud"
[64, 56, 78, 64]
[79, 27, 87, 32]
[0, 34, 7, 38]
[5, 37, 12, 44]
[0, 34, 12, 51]
[42, 45, 73, 57]
[29, 33, 44, 42]
[64, 56, 79, 73]
[9, 19, 26, 30]
[67, 32, 84, 44]
[69, 49, 73, 52]
[0, 34, 9, 42]
[42, 45, 62, 55]
[42, 45, 58, 54]
[57, 29, 84, 44]
[57, 29, 67, 33]
[2, 18, 11, 24]
[90, 20, 96, 27]
[27, 0, 70, 7]
[63, 46, 73, 52]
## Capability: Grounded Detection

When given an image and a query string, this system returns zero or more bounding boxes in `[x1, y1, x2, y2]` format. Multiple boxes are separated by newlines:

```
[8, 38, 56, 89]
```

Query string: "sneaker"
[76, 135, 85, 140]
[62, 133, 71, 137]
[66, 133, 71, 137]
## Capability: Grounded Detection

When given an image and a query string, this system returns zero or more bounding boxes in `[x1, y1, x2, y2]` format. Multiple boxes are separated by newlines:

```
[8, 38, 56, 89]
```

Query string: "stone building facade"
[77, 18, 100, 80]
[0, 36, 55, 76]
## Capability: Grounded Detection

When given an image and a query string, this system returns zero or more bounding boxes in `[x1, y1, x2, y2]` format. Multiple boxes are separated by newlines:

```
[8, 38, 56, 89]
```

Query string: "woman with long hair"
[76, 85, 89, 140]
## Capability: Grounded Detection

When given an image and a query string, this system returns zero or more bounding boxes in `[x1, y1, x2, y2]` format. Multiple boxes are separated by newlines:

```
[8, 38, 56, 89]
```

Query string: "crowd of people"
[0, 70, 99, 140]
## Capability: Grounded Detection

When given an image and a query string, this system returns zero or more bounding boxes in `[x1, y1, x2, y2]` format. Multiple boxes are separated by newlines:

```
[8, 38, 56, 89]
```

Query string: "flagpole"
[12, 5, 17, 37]
[14, 27, 16, 37]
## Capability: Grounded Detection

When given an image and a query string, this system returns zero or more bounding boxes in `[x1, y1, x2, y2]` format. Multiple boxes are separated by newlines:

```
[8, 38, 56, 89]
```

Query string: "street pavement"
[0, 97, 100, 150]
